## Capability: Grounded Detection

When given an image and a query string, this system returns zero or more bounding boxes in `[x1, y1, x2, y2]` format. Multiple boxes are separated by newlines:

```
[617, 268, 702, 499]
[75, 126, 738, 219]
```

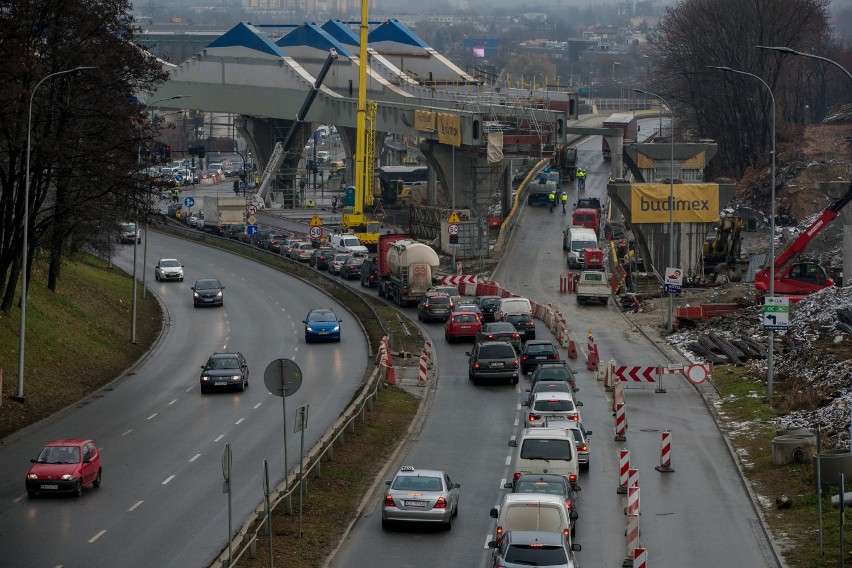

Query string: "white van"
[509, 428, 579, 486]
[564, 226, 598, 268]
[489, 493, 576, 542]
[330, 233, 369, 256]
[498, 297, 532, 321]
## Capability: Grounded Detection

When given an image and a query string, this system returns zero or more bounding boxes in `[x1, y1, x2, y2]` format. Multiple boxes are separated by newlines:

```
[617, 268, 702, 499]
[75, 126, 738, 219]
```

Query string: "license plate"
[215, 382, 227, 386]
[546, 415, 565, 420]
[460, 325, 471, 329]
[490, 362, 504, 368]
[536, 355, 548, 360]
[40, 484, 58, 490]
[404, 500, 426, 507]
[318, 331, 328, 335]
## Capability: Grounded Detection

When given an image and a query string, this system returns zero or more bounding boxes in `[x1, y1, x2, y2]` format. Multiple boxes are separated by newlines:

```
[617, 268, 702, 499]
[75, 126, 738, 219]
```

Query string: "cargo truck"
[528, 169, 561, 206]
[381, 238, 440, 307]
[602, 113, 637, 161]
[202, 196, 246, 236]
[554, 145, 578, 181]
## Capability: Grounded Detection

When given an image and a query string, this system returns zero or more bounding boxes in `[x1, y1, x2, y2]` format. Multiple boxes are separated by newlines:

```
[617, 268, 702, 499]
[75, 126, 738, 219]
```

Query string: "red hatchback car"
[26, 438, 102, 498]
[445, 311, 483, 342]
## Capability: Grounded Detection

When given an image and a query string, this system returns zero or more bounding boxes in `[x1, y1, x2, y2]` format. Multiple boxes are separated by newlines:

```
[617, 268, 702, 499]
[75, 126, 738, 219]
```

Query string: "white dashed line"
[121, 429, 133, 437]
[513, 418, 519, 427]
[147, 413, 157, 420]
[88, 530, 106, 543]
[185, 387, 193, 393]
[128, 500, 143, 512]
[500, 478, 506, 488]
[13, 494, 26, 503]
[162, 475, 175, 485]
[168, 399, 177, 406]
[235, 418, 245, 425]
[483, 534, 493, 548]
[253, 402, 262, 409]
[214, 435, 224, 442]
[189, 454, 201, 462]
[505, 455, 512, 466]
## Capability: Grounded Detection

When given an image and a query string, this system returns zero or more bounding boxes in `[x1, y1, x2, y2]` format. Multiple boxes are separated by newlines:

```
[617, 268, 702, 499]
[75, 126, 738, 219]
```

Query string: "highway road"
[329, 128, 779, 568]
[0, 232, 367, 567]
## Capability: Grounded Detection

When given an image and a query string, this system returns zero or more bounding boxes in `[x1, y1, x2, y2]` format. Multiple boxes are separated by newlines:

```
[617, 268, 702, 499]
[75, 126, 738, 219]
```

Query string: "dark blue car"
[303, 308, 342, 343]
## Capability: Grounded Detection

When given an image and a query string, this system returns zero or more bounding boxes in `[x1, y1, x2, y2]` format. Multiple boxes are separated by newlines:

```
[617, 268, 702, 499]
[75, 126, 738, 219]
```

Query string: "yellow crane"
[342, 0, 381, 250]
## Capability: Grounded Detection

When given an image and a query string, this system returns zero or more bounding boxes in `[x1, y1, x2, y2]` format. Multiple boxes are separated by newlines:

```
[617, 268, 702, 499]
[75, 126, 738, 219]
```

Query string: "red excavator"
[754, 183, 852, 301]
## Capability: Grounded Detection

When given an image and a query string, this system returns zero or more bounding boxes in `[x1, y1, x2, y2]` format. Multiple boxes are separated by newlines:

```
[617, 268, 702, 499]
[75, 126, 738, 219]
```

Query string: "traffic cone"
[568, 338, 577, 359]
[384, 363, 396, 385]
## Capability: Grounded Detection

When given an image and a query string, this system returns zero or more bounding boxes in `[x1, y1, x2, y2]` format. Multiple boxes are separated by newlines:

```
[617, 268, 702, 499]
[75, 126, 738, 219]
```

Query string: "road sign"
[686, 363, 710, 385]
[309, 213, 323, 227]
[447, 224, 459, 236]
[247, 215, 257, 225]
[246, 225, 258, 235]
[263, 358, 303, 398]
[247, 204, 258, 216]
[663, 267, 683, 294]
[184, 196, 195, 208]
[182, 160, 190, 168]
[763, 296, 790, 331]
[448, 211, 461, 224]
[309, 226, 323, 239]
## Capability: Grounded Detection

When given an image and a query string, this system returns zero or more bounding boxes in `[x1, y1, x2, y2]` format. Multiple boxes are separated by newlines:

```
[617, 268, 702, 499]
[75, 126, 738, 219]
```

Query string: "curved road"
[0, 231, 366, 567]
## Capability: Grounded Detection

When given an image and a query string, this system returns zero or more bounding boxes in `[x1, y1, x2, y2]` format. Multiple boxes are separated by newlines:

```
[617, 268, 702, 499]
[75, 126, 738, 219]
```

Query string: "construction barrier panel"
[568, 338, 577, 359]
[628, 467, 639, 488]
[418, 353, 428, 387]
[626, 486, 640, 516]
[655, 430, 675, 473]
[624, 514, 640, 567]
[614, 402, 627, 441]
[633, 547, 647, 568]
[423, 340, 434, 369]
[618, 449, 630, 493]
[560, 274, 569, 293]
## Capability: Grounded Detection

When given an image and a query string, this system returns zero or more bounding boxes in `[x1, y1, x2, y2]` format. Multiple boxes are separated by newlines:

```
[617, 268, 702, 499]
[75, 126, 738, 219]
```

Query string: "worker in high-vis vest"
[548, 192, 556, 213]
[561, 192, 568, 214]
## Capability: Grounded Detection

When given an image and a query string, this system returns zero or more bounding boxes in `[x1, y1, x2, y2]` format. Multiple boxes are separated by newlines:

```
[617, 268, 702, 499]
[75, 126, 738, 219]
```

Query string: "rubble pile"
[668, 286, 852, 446]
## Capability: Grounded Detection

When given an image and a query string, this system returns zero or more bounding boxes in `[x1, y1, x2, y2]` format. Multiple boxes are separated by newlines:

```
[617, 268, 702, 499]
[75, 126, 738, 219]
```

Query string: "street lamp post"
[133, 95, 189, 344]
[633, 89, 675, 332]
[756, 46, 852, 82]
[708, 66, 776, 399]
[16, 66, 96, 402]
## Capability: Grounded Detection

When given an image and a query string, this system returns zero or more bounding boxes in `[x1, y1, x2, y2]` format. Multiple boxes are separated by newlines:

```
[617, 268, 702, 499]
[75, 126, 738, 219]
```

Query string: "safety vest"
[561, 193, 568, 202]
[576, 170, 585, 179]
[548, 193, 555, 201]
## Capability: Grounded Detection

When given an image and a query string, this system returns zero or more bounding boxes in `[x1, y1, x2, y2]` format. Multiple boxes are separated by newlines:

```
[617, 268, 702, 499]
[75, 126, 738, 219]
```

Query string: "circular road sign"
[173, 174, 184, 184]
[183, 159, 190, 167]
[448, 224, 460, 236]
[184, 196, 195, 208]
[309, 226, 323, 239]
[263, 358, 303, 397]
[686, 364, 708, 385]
[247, 204, 258, 216]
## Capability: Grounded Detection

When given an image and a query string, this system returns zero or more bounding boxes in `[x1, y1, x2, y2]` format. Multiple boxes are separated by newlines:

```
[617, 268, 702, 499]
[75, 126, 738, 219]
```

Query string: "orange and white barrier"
[560, 274, 569, 293]
[568, 338, 577, 359]
[655, 430, 675, 473]
[626, 485, 640, 516]
[376, 337, 388, 366]
[418, 353, 428, 387]
[618, 449, 630, 494]
[628, 467, 639, 489]
[625, 514, 640, 565]
[423, 340, 434, 369]
[586, 332, 598, 371]
[612, 380, 625, 412]
[614, 402, 627, 441]
[632, 547, 647, 568]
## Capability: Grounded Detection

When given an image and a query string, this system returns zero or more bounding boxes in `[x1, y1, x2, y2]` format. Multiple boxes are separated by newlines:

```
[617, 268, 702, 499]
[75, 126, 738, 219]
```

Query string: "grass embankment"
[0, 255, 162, 440]
[714, 366, 850, 568]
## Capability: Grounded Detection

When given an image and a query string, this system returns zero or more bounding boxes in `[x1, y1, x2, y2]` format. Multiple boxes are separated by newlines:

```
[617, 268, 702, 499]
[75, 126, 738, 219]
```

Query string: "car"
[293, 242, 315, 262]
[431, 285, 460, 306]
[119, 222, 142, 244]
[191, 278, 225, 307]
[503, 474, 580, 537]
[266, 233, 291, 253]
[467, 340, 519, 385]
[303, 308, 342, 342]
[444, 311, 483, 342]
[309, 246, 335, 269]
[488, 530, 580, 568]
[199, 351, 249, 393]
[224, 224, 246, 240]
[281, 238, 304, 258]
[254, 227, 278, 248]
[417, 291, 453, 322]
[154, 258, 184, 282]
[525, 380, 578, 408]
[26, 439, 102, 498]
[504, 312, 536, 340]
[360, 258, 379, 287]
[544, 420, 592, 470]
[330, 253, 350, 275]
[473, 295, 502, 323]
[381, 465, 460, 530]
[453, 302, 482, 321]
[523, 391, 583, 428]
[188, 212, 201, 228]
[339, 256, 365, 279]
[530, 362, 576, 389]
[521, 339, 561, 374]
[476, 322, 522, 353]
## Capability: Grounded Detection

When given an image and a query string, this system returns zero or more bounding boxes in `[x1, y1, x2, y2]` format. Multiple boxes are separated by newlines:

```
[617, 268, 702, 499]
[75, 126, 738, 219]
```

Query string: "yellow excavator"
[341, 1, 382, 250]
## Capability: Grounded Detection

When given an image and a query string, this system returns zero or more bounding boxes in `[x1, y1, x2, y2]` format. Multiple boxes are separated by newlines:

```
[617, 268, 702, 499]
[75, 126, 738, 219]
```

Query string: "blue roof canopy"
[207, 22, 285, 57]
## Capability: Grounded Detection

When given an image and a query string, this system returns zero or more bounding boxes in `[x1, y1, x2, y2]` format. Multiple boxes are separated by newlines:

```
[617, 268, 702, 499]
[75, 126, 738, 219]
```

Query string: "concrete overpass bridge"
[151, 19, 577, 221]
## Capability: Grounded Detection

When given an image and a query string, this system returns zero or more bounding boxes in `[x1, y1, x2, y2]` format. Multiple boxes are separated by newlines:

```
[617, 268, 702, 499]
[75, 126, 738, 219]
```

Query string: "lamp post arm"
[756, 46, 852, 82]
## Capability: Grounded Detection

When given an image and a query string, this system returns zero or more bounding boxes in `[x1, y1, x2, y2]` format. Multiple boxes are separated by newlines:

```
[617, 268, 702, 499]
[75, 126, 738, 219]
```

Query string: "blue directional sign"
[246, 225, 258, 235]
[184, 196, 195, 208]
[182, 160, 190, 168]
[314, 161, 321, 170]
[173, 174, 184, 184]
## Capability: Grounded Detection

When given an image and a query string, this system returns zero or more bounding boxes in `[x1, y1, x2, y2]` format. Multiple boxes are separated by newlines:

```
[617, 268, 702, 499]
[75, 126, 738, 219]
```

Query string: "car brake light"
[552, 353, 560, 359]
[563, 528, 570, 537]
[433, 497, 448, 509]
[513, 360, 519, 368]
[529, 414, 540, 422]
[570, 415, 579, 421]
[487, 334, 495, 340]
[512, 333, 520, 339]
[513, 472, 521, 481]
[522, 355, 528, 361]
[423, 303, 429, 309]
[496, 526, 503, 536]
[384, 494, 396, 507]
[569, 474, 577, 484]
[474, 362, 480, 369]
[580, 444, 587, 452]
[565, 500, 572, 510]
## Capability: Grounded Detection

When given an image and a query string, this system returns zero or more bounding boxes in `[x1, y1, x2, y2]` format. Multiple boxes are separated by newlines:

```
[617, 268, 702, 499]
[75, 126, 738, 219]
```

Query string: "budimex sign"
[630, 184, 719, 223]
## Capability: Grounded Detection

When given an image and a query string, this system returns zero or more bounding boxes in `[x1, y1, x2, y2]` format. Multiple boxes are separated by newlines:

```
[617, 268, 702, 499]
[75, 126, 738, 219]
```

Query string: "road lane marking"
[215, 435, 224, 442]
[189, 454, 201, 462]
[121, 429, 133, 437]
[162, 475, 175, 485]
[168, 399, 177, 406]
[513, 418, 519, 427]
[13, 494, 26, 503]
[483, 534, 493, 548]
[88, 530, 107, 543]
[254, 402, 262, 409]
[515, 404, 521, 411]
[500, 478, 506, 488]
[147, 413, 157, 420]
[128, 501, 143, 512]
[185, 387, 193, 392]
[504, 455, 512, 466]
[235, 418, 245, 425]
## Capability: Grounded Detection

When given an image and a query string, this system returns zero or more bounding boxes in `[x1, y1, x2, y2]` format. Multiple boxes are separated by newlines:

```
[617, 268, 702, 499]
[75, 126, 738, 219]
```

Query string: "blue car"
[303, 308, 342, 343]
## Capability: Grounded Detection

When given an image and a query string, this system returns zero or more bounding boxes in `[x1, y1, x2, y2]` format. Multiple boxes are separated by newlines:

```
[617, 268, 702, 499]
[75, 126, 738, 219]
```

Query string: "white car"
[293, 242, 315, 262]
[154, 259, 184, 282]
[522, 391, 583, 428]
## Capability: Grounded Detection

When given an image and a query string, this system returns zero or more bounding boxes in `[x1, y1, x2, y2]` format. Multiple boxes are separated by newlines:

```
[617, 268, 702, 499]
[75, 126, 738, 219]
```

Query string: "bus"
[375, 165, 428, 204]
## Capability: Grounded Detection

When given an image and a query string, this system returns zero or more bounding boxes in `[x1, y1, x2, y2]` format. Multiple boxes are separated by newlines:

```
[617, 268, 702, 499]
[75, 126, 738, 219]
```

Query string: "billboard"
[630, 183, 719, 223]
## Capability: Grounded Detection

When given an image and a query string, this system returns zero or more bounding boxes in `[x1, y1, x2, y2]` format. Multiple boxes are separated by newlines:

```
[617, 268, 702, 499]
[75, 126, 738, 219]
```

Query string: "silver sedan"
[381, 466, 460, 530]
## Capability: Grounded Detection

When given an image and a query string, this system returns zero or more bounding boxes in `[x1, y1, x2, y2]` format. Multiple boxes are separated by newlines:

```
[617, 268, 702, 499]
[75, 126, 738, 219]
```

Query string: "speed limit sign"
[448, 224, 459, 236]
[309, 226, 323, 239]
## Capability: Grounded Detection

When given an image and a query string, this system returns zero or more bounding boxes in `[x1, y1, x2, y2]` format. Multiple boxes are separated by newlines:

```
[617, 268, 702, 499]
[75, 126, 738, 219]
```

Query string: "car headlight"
[193, 292, 200, 298]
[332, 325, 340, 332]
[61, 474, 75, 481]
[216, 292, 222, 297]
[305, 326, 314, 332]
[201, 375, 209, 381]
[232, 375, 242, 381]
[27, 473, 38, 480]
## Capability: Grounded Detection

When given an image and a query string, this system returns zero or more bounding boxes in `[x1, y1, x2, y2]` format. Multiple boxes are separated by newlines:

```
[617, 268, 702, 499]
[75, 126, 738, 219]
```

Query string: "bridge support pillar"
[822, 180, 852, 286]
